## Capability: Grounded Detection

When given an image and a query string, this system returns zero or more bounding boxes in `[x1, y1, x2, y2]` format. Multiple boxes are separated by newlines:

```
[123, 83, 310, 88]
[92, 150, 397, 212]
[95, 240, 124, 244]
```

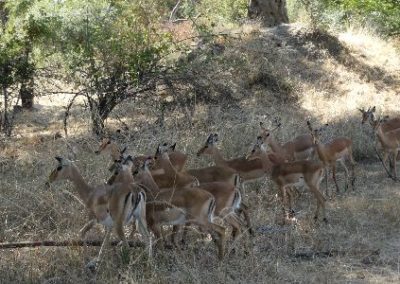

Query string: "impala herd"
[45, 106, 399, 269]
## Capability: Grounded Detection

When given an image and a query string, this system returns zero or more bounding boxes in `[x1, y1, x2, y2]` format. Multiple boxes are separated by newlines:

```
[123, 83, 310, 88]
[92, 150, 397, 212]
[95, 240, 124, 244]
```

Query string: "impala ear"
[357, 108, 364, 113]
[371, 106, 376, 112]
[306, 120, 313, 131]
[213, 133, 219, 142]
[121, 146, 127, 154]
[206, 134, 214, 144]
[55, 156, 63, 163]
[170, 143, 176, 151]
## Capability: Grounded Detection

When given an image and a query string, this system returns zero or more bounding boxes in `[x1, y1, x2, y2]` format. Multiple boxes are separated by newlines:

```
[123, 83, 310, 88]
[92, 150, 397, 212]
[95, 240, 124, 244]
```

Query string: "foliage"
[289, 0, 400, 35]
[26, 0, 175, 134]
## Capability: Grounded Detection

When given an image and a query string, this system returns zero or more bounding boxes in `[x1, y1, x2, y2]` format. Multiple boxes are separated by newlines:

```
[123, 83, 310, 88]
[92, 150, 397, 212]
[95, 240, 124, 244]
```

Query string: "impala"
[359, 106, 400, 165]
[109, 155, 227, 259]
[196, 134, 265, 183]
[359, 106, 400, 132]
[248, 137, 327, 222]
[46, 157, 150, 269]
[370, 117, 400, 178]
[95, 137, 187, 174]
[259, 121, 315, 161]
[307, 121, 355, 194]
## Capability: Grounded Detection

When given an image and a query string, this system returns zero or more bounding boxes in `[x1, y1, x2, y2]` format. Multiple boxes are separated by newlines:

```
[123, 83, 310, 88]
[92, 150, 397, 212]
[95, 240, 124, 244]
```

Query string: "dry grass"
[1, 23, 400, 283]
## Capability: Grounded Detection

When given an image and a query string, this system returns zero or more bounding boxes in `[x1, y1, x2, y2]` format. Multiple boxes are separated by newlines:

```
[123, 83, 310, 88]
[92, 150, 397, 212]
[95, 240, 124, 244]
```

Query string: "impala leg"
[207, 222, 226, 260]
[225, 213, 243, 242]
[86, 229, 112, 271]
[324, 168, 329, 197]
[79, 219, 96, 238]
[393, 150, 398, 179]
[309, 184, 326, 222]
[332, 164, 340, 193]
[348, 150, 356, 190]
[286, 188, 295, 218]
[237, 204, 253, 235]
[339, 160, 349, 191]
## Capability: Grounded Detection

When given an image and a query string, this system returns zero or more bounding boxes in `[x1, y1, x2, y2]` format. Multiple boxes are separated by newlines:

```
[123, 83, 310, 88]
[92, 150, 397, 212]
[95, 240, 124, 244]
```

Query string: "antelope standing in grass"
[359, 106, 400, 132]
[196, 134, 265, 183]
[359, 106, 400, 165]
[155, 142, 253, 234]
[259, 121, 315, 161]
[248, 137, 327, 222]
[370, 117, 400, 178]
[141, 155, 246, 240]
[109, 155, 227, 260]
[46, 157, 150, 269]
[307, 121, 355, 195]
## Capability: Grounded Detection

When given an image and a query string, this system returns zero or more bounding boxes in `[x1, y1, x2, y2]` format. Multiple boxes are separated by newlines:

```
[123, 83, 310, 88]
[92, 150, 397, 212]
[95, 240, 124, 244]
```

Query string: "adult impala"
[307, 121, 355, 194]
[259, 121, 315, 161]
[370, 116, 400, 178]
[95, 137, 187, 174]
[109, 155, 227, 259]
[46, 157, 150, 269]
[248, 137, 327, 222]
[196, 134, 265, 183]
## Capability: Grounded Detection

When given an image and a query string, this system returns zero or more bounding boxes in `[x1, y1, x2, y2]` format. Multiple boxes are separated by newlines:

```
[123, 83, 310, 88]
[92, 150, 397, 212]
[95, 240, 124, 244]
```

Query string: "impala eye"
[57, 166, 62, 171]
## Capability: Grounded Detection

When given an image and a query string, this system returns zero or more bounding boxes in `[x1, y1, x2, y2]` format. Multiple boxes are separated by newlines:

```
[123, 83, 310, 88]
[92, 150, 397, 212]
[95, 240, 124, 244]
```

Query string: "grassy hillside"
[1, 23, 400, 283]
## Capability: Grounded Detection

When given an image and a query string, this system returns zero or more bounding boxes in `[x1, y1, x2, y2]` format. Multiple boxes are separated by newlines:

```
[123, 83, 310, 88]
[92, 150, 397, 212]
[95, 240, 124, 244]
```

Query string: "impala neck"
[159, 153, 178, 177]
[374, 126, 388, 146]
[266, 135, 285, 157]
[116, 168, 134, 184]
[210, 146, 228, 166]
[257, 150, 274, 174]
[109, 143, 122, 161]
[314, 140, 329, 164]
[137, 166, 160, 197]
[67, 165, 93, 204]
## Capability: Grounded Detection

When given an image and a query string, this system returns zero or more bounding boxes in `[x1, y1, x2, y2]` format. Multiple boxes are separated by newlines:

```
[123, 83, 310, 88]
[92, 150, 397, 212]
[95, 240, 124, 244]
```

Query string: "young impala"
[307, 121, 355, 195]
[259, 121, 315, 161]
[248, 137, 327, 222]
[46, 157, 150, 269]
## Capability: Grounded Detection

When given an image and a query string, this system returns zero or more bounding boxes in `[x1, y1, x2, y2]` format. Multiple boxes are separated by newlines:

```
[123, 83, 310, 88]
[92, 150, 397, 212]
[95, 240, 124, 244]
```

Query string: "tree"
[41, 0, 173, 135]
[248, 0, 289, 26]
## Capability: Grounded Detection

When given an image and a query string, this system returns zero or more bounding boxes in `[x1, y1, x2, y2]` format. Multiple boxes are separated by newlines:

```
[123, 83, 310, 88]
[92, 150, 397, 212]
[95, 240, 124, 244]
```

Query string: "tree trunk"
[20, 48, 34, 109]
[20, 78, 34, 109]
[248, 0, 289, 26]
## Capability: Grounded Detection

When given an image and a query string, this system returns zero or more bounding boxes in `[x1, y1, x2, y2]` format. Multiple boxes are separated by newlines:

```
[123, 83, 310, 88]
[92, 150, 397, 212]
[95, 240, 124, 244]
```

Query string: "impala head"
[132, 156, 155, 176]
[247, 136, 267, 160]
[95, 137, 113, 154]
[259, 118, 281, 141]
[46, 157, 74, 186]
[95, 137, 126, 161]
[358, 106, 376, 124]
[196, 133, 218, 156]
[307, 121, 328, 144]
[154, 142, 170, 160]
[107, 155, 135, 185]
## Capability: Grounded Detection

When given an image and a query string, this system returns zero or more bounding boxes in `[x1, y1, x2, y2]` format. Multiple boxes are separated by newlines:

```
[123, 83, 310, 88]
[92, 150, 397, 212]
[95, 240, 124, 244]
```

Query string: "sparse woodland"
[1, 0, 400, 283]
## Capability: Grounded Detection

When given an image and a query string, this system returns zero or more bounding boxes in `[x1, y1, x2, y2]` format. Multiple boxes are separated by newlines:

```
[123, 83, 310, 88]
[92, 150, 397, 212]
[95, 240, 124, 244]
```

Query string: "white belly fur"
[99, 214, 114, 229]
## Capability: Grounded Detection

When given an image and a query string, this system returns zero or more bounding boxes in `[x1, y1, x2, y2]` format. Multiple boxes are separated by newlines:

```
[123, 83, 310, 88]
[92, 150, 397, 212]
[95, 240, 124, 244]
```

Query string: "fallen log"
[0, 240, 145, 249]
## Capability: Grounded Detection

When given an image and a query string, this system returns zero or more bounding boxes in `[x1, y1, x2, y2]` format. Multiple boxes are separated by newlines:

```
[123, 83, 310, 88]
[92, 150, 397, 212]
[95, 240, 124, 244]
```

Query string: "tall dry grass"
[1, 23, 400, 283]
